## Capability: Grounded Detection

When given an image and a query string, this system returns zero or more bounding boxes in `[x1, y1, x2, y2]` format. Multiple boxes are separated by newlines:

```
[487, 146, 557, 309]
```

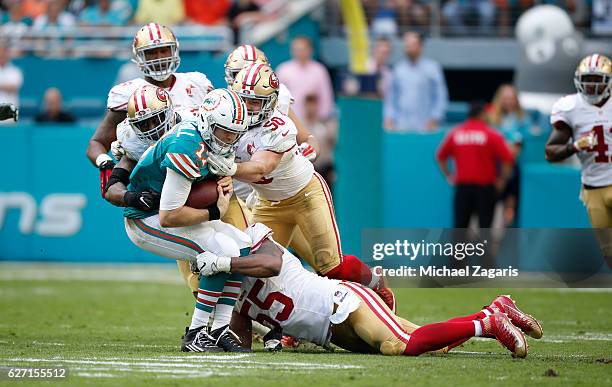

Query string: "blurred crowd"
[0, 0, 279, 44]
[327, 0, 596, 36]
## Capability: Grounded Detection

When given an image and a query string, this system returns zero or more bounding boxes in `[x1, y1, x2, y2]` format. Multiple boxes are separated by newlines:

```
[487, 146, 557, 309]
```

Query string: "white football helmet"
[198, 88, 248, 155]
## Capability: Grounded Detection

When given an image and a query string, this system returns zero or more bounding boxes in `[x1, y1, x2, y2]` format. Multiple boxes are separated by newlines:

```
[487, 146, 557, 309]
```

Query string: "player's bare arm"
[86, 109, 126, 166]
[104, 157, 137, 206]
[545, 121, 575, 162]
[234, 150, 283, 182]
[228, 239, 283, 277]
[291, 107, 320, 160]
[159, 183, 230, 228]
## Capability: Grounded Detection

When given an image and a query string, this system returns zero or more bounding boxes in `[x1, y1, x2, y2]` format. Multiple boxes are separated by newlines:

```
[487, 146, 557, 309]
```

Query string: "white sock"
[482, 308, 493, 316]
[473, 320, 483, 337]
[211, 303, 233, 331]
[252, 321, 271, 337]
[189, 307, 210, 330]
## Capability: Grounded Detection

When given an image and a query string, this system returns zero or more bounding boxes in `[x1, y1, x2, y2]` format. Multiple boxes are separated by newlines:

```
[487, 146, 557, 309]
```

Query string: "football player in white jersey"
[104, 85, 250, 300]
[546, 54, 612, 261]
[196, 223, 543, 357]
[207, 63, 397, 312]
[87, 23, 213, 196]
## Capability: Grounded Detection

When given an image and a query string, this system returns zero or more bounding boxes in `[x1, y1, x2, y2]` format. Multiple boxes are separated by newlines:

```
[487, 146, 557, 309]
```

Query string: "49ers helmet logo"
[156, 88, 168, 102]
[269, 73, 279, 89]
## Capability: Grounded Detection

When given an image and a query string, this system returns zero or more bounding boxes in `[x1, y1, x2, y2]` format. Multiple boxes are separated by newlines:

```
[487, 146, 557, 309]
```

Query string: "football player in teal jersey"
[121, 88, 252, 352]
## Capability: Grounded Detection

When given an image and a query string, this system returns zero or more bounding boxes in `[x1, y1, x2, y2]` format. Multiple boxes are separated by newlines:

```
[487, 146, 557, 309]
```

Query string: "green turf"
[0, 265, 610, 386]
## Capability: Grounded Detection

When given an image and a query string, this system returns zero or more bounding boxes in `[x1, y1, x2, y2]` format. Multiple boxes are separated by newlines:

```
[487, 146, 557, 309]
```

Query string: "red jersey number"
[263, 117, 285, 131]
[240, 279, 294, 330]
[587, 125, 611, 163]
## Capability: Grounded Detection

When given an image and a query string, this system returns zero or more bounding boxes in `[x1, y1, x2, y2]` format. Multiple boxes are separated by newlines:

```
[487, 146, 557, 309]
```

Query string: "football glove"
[123, 190, 161, 211]
[99, 159, 116, 198]
[110, 140, 125, 161]
[574, 132, 597, 151]
[196, 251, 231, 276]
[207, 153, 237, 177]
[298, 142, 316, 161]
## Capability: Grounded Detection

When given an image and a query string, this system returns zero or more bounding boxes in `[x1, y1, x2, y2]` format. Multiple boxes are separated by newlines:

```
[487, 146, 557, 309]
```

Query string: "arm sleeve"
[430, 62, 448, 121]
[160, 168, 192, 211]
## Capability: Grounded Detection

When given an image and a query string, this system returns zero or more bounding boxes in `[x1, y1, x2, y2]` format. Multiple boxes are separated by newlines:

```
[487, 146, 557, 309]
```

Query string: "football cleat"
[483, 313, 528, 358]
[210, 325, 252, 353]
[263, 329, 283, 352]
[487, 295, 543, 339]
[181, 326, 223, 353]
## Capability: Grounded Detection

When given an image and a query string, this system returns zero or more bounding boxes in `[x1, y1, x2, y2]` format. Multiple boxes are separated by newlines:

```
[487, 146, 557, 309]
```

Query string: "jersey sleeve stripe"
[168, 153, 198, 179]
[177, 153, 200, 174]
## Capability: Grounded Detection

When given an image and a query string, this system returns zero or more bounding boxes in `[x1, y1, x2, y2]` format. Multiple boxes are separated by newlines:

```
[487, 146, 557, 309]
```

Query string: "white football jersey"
[107, 72, 213, 112]
[277, 83, 294, 115]
[236, 224, 339, 346]
[235, 109, 314, 201]
[115, 106, 200, 161]
[551, 93, 612, 187]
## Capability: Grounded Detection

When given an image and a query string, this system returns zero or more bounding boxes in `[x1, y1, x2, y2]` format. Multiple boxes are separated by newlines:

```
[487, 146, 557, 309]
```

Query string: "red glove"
[99, 159, 116, 197]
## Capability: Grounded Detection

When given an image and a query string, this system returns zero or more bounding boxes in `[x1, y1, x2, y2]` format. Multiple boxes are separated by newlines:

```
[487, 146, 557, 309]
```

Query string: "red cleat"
[375, 287, 396, 314]
[487, 295, 543, 339]
[483, 313, 528, 358]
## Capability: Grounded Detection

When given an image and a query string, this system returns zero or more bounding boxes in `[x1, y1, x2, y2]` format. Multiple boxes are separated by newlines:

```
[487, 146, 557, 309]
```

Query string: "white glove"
[196, 251, 232, 277]
[298, 142, 316, 161]
[110, 140, 125, 161]
[573, 132, 597, 152]
[207, 153, 237, 176]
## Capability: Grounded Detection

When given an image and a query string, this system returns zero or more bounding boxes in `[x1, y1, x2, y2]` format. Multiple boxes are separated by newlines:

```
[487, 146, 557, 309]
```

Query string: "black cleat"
[263, 329, 283, 352]
[181, 326, 224, 352]
[210, 325, 252, 353]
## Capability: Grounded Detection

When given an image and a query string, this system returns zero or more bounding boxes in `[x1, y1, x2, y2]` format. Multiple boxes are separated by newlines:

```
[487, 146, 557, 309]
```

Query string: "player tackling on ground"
[196, 223, 543, 357]
[546, 53, 612, 263]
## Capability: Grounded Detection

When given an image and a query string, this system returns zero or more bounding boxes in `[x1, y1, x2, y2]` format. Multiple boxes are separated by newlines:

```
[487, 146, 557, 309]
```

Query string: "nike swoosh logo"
[281, 130, 289, 137]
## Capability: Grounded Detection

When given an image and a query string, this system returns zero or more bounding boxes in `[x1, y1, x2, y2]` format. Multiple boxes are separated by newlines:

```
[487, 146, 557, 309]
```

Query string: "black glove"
[124, 190, 161, 211]
[0, 103, 18, 121]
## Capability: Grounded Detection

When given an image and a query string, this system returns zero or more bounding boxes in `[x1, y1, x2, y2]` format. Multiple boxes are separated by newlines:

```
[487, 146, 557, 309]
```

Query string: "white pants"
[124, 215, 252, 261]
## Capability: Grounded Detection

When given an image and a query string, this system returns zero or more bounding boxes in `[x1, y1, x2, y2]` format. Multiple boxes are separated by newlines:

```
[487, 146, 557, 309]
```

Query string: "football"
[185, 179, 219, 209]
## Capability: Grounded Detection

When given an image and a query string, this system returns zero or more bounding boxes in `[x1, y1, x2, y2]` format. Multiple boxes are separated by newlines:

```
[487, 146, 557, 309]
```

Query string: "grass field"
[0, 263, 610, 386]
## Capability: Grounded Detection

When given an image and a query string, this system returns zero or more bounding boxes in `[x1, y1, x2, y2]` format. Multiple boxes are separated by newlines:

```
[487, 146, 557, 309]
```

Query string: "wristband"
[96, 153, 113, 168]
[106, 168, 130, 192]
[207, 205, 221, 221]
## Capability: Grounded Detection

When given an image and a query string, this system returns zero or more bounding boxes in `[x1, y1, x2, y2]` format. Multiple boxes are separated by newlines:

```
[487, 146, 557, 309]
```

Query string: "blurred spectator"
[184, 0, 230, 25]
[367, 36, 393, 96]
[1, 0, 33, 43]
[32, 0, 76, 30]
[442, 0, 496, 35]
[229, 0, 262, 43]
[134, 0, 184, 26]
[276, 36, 335, 121]
[383, 32, 447, 132]
[21, 0, 48, 20]
[393, 0, 429, 30]
[303, 94, 337, 189]
[0, 44, 23, 109]
[593, 0, 612, 34]
[487, 84, 530, 226]
[35, 87, 76, 123]
[436, 101, 514, 228]
[79, 0, 127, 26]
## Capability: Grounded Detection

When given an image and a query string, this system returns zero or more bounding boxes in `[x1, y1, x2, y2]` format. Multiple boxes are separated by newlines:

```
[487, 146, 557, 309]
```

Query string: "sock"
[404, 321, 475, 356]
[211, 273, 243, 331]
[325, 254, 375, 288]
[445, 310, 487, 323]
[189, 272, 229, 330]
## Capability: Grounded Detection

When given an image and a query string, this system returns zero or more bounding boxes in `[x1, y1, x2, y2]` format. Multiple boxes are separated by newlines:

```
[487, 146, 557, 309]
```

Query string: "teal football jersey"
[124, 121, 211, 219]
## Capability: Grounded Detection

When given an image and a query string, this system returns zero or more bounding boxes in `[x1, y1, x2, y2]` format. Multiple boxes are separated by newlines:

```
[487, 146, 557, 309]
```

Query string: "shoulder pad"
[553, 94, 578, 113]
[277, 83, 294, 115]
[181, 72, 213, 91]
[260, 114, 297, 153]
[107, 78, 145, 111]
